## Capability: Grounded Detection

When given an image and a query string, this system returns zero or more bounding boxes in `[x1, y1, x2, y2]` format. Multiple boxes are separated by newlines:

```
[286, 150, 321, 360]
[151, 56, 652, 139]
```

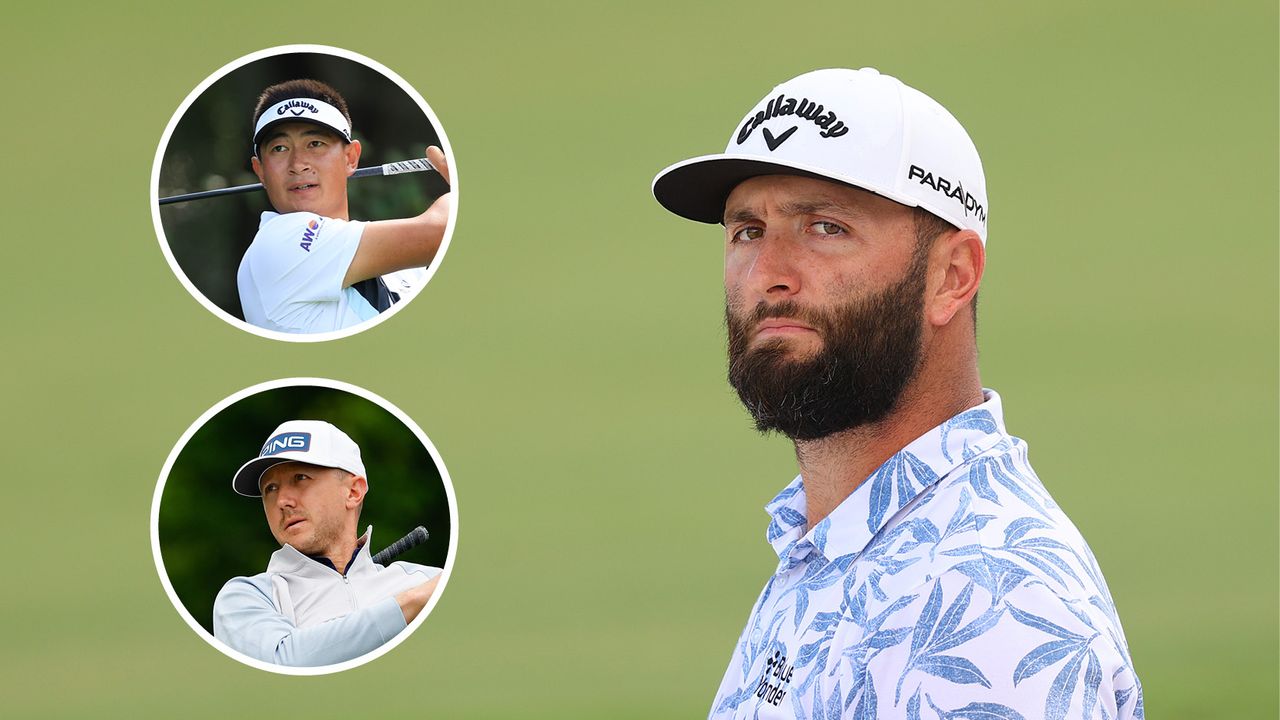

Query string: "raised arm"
[342, 145, 453, 287]
[213, 572, 443, 667]
[213, 577, 402, 667]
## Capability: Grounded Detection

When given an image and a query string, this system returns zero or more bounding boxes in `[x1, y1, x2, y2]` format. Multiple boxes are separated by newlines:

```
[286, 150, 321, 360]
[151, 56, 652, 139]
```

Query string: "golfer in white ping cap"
[212, 420, 441, 668]
[653, 68, 1141, 719]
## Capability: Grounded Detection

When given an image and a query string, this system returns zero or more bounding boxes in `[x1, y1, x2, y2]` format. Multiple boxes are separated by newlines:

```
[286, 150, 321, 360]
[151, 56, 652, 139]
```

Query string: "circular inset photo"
[152, 45, 457, 341]
[151, 378, 458, 675]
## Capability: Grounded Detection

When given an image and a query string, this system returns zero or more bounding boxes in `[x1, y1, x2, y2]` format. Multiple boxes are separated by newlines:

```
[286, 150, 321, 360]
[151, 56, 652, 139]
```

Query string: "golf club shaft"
[158, 158, 438, 206]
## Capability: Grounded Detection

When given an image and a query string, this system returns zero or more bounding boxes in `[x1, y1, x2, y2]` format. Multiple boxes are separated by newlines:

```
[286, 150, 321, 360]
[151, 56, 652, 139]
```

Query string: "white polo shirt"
[709, 390, 1143, 719]
[237, 212, 427, 334]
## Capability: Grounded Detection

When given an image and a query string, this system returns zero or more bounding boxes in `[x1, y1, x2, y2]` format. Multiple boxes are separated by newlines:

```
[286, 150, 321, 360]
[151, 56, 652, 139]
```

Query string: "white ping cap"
[252, 97, 353, 154]
[232, 420, 367, 497]
[652, 68, 989, 242]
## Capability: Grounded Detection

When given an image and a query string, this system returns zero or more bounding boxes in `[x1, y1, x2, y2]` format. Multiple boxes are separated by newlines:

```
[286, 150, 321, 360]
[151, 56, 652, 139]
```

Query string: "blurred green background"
[157, 51, 448, 318]
[158, 383, 451, 635]
[2, 1, 1275, 718]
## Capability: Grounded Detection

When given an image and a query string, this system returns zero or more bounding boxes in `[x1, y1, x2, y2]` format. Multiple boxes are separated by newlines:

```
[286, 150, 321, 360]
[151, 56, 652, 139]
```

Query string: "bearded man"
[652, 68, 1142, 720]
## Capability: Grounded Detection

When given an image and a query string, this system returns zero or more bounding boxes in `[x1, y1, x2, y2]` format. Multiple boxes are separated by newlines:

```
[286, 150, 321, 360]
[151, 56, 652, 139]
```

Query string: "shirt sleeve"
[857, 569, 1141, 720]
[241, 212, 365, 318]
[212, 576, 407, 668]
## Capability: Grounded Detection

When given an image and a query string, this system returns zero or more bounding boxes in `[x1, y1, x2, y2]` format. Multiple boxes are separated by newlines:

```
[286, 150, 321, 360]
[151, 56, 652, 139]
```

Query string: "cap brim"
[652, 154, 922, 225]
[231, 456, 293, 497]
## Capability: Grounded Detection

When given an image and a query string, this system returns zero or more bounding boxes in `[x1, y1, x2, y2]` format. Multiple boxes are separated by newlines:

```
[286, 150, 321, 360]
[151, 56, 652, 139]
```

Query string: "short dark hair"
[913, 207, 979, 324]
[912, 206, 954, 251]
[252, 79, 352, 145]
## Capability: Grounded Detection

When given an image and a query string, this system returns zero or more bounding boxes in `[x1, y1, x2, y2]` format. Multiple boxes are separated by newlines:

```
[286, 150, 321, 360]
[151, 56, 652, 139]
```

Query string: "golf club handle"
[355, 157, 437, 178]
[372, 526, 430, 565]
[157, 158, 440, 205]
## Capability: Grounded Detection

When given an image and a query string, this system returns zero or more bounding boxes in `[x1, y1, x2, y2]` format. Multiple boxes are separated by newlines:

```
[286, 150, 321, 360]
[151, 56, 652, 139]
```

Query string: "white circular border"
[149, 44, 460, 343]
[149, 377, 461, 675]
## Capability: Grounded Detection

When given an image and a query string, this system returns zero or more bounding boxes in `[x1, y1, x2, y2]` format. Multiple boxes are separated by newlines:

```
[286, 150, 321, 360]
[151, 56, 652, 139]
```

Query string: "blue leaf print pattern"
[940, 409, 998, 462]
[1013, 639, 1080, 685]
[826, 680, 842, 720]
[927, 607, 1002, 655]
[867, 465, 895, 534]
[795, 637, 823, 668]
[897, 580, 1000, 702]
[812, 517, 831, 555]
[1114, 687, 1132, 714]
[1007, 605, 1084, 641]
[793, 587, 810, 630]
[1003, 517, 1051, 544]
[853, 673, 876, 720]
[912, 582, 944, 652]
[705, 391, 1140, 720]
[848, 583, 868, 627]
[867, 626, 913, 650]
[866, 451, 939, 533]
[972, 455, 1051, 518]
[1008, 603, 1109, 720]
[1081, 651, 1103, 718]
[915, 655, 991, 687]
[936, 581, 975, 641]
[1046, 648, 1087, 720]
[963, 458, 1002, 504]
[942, 702, 1027, 720]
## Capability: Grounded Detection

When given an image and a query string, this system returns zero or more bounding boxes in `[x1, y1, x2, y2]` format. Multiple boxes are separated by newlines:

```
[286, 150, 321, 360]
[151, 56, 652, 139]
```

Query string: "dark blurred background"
[157, 383, 451, 633]
[156, 51, 449, 319]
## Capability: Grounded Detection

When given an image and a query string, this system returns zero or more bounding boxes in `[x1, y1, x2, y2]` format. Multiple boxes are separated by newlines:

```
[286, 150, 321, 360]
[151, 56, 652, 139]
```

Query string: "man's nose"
[288, 152, 311, 173]
[742, 231, 802, 299]
[276, 487, 298, 508]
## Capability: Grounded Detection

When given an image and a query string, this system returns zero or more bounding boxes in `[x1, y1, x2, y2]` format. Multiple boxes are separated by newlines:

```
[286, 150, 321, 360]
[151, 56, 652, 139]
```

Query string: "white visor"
[252, 97, 353, 153]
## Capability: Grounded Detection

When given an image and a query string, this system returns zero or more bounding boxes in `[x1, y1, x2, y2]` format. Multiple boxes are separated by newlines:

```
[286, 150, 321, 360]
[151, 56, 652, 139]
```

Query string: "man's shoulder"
[865, 438, 1101, 609]
[240, 211, 366, 302]
[214, 571, 274, 606]
[250, 211, 330, 249]
[217, 571, 272, 590]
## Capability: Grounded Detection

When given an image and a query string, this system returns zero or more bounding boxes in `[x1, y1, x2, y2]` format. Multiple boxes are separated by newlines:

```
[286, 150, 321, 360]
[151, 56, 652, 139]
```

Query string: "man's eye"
[731, 226, 764, 243]
[307, 140, 325, 148]
[811, 221, 844, 235]
[269, 144, 288, 153]
[262, 484, 277, 494]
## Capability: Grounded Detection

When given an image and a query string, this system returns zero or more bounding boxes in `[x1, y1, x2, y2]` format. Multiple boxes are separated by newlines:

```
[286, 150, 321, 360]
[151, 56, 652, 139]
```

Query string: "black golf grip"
[372, 526, 430, 565]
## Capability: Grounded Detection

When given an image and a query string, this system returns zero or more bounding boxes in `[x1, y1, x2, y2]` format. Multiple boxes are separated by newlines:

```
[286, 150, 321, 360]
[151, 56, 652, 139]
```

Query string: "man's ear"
[251, 155, 264, 184]
[926, 229, 985, 328]
[346, 474, 368, 509]
[345, 140, 362, 176]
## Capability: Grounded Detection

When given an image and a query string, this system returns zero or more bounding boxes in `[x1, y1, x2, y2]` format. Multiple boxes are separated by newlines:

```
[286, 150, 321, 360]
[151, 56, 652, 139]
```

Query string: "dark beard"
[726, 252, 927, 441]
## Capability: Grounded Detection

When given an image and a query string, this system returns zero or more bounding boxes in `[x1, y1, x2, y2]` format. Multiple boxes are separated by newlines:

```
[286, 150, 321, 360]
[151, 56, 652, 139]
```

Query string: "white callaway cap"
[652, 68, 989, 242]
[252, 97, 353, 153]
[231, 420, 367, 497]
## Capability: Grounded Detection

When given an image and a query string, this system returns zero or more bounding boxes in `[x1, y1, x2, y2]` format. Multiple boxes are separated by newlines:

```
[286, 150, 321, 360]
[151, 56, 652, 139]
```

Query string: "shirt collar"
[269, 525, 375, 577]
[308, 541, 363, 576]
[764, 390, 1009, 566]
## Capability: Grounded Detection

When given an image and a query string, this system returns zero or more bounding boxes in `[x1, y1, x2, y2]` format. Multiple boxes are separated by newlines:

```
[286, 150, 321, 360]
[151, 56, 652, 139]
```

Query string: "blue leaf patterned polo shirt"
[709, 390, 1143, 720]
